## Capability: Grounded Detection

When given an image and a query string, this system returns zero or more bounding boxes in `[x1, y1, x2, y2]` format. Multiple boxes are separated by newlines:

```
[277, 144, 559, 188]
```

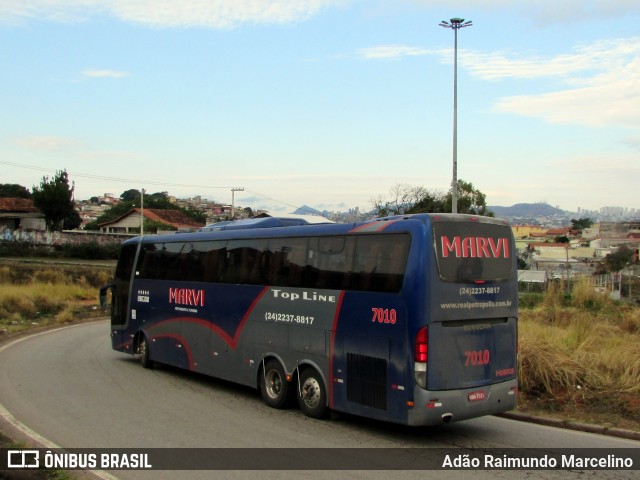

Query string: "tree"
[372, 180, 493, 217]
[603, 246, 635, 273]
[407, 189, 446, 214]
[571, 218, 593, 231]
[242, 207, 254, 217]
[371, 184, 428, 216]
[120, 189, 141, 202]
[32, 170, 81, 231]
[442, 180, 493, 216]
[0, 183, 31, 198]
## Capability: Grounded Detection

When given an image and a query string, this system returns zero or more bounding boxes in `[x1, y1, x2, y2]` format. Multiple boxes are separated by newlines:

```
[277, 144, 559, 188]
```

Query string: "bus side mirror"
[99, 284, 115, 309]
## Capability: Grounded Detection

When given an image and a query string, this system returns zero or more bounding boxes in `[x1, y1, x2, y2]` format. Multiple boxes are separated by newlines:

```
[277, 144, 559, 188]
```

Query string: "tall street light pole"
[439, 17, 472, 214]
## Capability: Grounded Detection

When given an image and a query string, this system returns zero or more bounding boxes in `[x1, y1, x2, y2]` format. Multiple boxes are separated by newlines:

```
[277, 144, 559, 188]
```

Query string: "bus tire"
[138, 335, 153, 369]
[297, 368, 327, 419]
[260, 359, 289, 409]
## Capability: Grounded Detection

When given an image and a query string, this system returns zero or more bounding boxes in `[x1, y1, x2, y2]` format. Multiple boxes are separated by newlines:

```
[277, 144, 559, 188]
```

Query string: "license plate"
[468, 390, 486, 402]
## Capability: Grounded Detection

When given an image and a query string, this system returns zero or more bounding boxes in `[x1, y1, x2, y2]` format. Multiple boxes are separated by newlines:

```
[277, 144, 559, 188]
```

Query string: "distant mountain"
[489, 203, 568, 218]
[292, 205, 323, 216]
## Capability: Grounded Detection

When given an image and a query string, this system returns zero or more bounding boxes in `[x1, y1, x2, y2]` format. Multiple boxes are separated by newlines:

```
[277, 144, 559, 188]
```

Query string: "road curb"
[497, 411, 640, 441]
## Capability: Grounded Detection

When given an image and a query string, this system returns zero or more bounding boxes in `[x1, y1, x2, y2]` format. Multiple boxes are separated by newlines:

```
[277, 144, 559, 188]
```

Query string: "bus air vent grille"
[347, 353, 387, 410]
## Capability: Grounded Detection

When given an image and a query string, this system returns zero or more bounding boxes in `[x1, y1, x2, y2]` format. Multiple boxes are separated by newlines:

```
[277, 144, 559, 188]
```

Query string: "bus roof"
[199, 215, 333, 232]
[125, 213, 509, 245]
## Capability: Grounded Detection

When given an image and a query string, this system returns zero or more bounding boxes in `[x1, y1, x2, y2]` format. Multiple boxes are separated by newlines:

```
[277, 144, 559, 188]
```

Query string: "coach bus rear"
[407, 214, 518, 425]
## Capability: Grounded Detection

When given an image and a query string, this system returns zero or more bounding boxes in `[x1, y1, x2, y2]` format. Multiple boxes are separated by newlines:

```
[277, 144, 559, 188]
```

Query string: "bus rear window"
[433, 221, 513, 282]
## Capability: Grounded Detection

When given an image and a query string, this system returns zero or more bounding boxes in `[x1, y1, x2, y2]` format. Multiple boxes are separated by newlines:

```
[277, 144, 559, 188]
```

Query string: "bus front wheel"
[297, 368, 326, 419]
[260, 360, 289, 408]
[138, 335, 153, 369]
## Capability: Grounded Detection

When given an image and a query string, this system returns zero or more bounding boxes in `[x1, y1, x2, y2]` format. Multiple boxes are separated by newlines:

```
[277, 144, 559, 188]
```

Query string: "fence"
[519, 269, 640, 303]
[1, 227, 131, 248]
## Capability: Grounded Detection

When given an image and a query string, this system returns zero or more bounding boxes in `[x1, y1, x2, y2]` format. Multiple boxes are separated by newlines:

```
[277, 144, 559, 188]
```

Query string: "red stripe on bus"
[349, 220, 398, 233]
[148, 286, 270, 351]
[232, 285, 270, 349]
[149, 332, 194, 370]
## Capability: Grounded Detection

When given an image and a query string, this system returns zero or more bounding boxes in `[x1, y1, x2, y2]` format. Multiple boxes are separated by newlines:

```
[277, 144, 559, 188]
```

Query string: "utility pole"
[140, 188, 145, 236]
[231, 187, 244, 219]
[439, 17, 472, 214]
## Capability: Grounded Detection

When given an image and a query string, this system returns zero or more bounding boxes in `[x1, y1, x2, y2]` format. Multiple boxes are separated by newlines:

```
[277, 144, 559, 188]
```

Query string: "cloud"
[623, 134, 640, 148]
[355, 36, 640, 128]
[496, 77, 640, 128]
[11, 135, 81, 151]
[465, 38, 640, 81]
[0, 0, 344, 28]
[480, 39, 640, 128]
[82, 69, 129, 78]
[409, 0, 640, 26]
[357, 45, 434, 59]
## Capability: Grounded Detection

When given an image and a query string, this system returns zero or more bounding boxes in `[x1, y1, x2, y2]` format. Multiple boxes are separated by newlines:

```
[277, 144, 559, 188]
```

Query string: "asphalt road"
[1, 321, 638, 480]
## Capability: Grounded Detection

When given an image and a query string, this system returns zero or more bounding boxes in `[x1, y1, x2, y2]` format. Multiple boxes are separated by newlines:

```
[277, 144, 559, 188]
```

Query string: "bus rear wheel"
[260, 360, 289, 408]
[297, 368, 326, 419]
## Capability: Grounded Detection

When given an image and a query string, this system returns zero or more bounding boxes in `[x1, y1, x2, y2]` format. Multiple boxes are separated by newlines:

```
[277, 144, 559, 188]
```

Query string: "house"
[545, 227, 577, 239]
[97, 208, 205, 234]
[511, 225, 546, 239]
[0, 197, 45, 232]
[518, 270, 548, 292]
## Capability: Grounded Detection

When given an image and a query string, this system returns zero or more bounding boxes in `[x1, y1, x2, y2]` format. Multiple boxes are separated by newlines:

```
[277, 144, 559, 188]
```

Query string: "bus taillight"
[414, 327, 428, 389]
[414, 327, 428, 362]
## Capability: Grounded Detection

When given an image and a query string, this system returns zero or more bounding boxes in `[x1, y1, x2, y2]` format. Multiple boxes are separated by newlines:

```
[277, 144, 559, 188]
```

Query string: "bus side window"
[184, 244, 205, 282]
[199, 241, 227, 283]
[138, 243, 171, 280]
[224, 239, 268, 285]
[352, 234, 410, 293]
[311, 236, 354, 290]
[352, 236, 382, 291]
[267, 237, 308, 288]
[163, 242, 192, 281]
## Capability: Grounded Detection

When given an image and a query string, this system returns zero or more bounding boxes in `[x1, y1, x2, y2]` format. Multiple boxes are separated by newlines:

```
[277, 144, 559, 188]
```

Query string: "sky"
[0, 0, 639, 215]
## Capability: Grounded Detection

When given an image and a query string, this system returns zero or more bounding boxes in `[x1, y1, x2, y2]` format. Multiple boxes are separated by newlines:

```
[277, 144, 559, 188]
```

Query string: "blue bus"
[101, 213, 518, 426]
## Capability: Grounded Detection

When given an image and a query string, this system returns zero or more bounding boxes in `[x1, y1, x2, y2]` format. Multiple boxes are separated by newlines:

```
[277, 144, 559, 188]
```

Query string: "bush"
[0, 241, 55, 258]
[61, 241, 120, 260]
[518, 293, 544, 309]
[33, 269, 70, 284]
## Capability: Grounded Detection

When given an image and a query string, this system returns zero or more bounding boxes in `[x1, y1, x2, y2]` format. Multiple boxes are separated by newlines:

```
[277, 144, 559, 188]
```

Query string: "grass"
[0, 261, 112, 336]
[517, 278, 640, 431]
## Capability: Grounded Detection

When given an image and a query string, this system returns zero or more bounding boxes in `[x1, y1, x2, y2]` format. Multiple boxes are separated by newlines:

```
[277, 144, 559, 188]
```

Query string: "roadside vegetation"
[518, 278, 640, 431]
[0, 239, 119, 260]
[0, 260, 639, 432]
[0, 261, 112, 336]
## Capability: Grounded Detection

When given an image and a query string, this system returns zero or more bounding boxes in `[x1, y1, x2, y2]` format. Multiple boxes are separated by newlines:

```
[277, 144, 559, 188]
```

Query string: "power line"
[1, 160, 316, 214]
[0, 160, 231, 190]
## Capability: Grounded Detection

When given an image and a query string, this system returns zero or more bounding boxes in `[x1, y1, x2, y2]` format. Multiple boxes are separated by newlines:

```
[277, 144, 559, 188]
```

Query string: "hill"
[489, 202, 567, 218]
[292, 205, 323, 216]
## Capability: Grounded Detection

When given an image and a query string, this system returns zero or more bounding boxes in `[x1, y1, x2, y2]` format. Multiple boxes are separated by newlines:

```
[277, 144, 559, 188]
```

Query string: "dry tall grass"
[519, 277, 640, 424]
[0, 265, 110, 334]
